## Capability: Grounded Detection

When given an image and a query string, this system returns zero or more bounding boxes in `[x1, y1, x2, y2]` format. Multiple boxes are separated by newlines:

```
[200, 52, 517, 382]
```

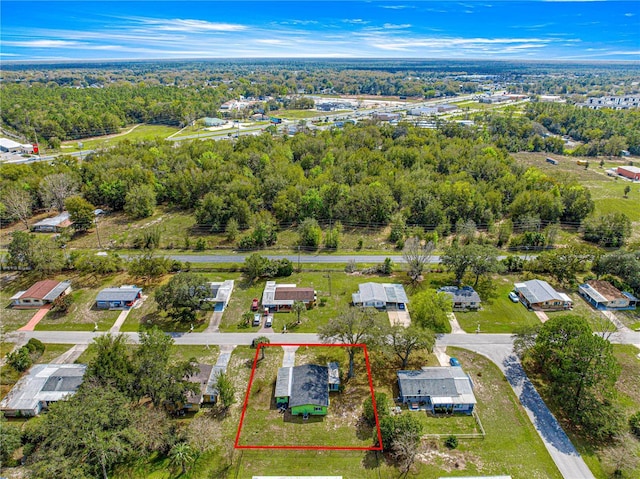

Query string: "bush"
[629, 411, 640, 438]
[51, 294, 73, 314]
[444, 435, 458, 449]
[27, 338, 45, 355]
[363, 392, 390, 426]
[194, 238, 206, 251]
[345, 259, 357, 273]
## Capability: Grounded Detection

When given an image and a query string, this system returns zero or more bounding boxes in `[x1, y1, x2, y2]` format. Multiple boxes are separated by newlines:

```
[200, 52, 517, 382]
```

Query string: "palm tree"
[292, 300, 306, 325]
[169, 442, 196, 476]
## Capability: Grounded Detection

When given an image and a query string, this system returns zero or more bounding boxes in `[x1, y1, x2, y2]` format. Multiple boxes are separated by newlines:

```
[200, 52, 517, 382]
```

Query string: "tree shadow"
[282, 410, 324, 424]
[355, 416, 374, 441]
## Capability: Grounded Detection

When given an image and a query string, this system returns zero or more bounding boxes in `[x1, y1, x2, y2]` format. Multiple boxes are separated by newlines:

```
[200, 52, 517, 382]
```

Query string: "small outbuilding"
[397, 366, 476, 414]
[11, 280, 72, 308]
[438, 286, 481, 311]
[0, 364, 87, 417]
[32, 212, 72, 233]
[578, 280, 638, 311]
[95, 286, 142, 310]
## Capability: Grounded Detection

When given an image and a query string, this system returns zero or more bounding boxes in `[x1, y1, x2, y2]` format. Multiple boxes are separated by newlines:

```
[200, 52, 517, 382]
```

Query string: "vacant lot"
[60, 123, 180, 152]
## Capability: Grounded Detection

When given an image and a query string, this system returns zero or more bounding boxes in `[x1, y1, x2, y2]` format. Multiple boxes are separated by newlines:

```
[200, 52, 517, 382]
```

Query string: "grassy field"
[455, 275, 540, 333]
[546, 291, 613, 333]
[60, 124, 180, 152]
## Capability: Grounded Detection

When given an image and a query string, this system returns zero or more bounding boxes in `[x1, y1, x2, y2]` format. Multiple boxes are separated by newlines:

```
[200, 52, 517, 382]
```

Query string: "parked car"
[508, 291, 520, 303]
[265, 315, 273, 328]
[449, 357, 461, 367]
[251, 298, 259, 311]
[253, 314, 261, 327]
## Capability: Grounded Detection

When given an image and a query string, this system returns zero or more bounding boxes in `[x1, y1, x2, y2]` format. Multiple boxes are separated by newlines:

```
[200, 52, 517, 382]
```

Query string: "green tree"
[155, 273, 210, 320]
[298, 217, 322, 250]
[27, 236, 66, 276]
[441, 243, 474, 287]
[64, 195, 96, 232]
[0, 415, 22, 467]
[73, 251, 124, 276]
[215, 372, 236, 410]
[128, 253, 171, 282]
[7, 230, 33, 268]
[86, 333, 133, 394]
[169, 442, 197, 476]
[292, 300, 306, 325]
[242, 311, 254, 328]
[385, 325, 435, 368]
[363, 392, 390, 426]
[40, 173, 78, 213]
[379, 413, 423, 450]
[468, 244, 502, 287]
[582, 213, 632, 247]
[318, 307, 384, 378]
[130, 327, 199, 407]
[536, 245, 594, 285]
[244, 253, 269, 282]
[410, 289, 452, 333]
[7, 346, 32, 372]
[124, 184, 156, 219]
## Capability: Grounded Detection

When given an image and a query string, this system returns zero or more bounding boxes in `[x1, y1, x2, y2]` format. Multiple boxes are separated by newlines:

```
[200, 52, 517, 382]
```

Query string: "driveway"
[388, 310, 411, 327]
[281, 346, 298, 367]
[601, 310, 632, 333]
[205, 311, 224, 333]
[50, 344, 88, 364]
[534, 310, 549, 323]
[18, 304, 52, 331]
[448, 312, 466, 334]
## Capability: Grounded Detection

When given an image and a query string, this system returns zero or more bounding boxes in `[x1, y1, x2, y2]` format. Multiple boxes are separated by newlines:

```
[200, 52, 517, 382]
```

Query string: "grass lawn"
[219, 271, 406, 333]
[60, 124, 180, 151]
[1, 273, 42, 332]
[415, 412, 481, 436]
[34, 344, 75, 363]
[546, 291, 612, 332]
[237, 345, 375, 448]
[455, 276, 540, 333]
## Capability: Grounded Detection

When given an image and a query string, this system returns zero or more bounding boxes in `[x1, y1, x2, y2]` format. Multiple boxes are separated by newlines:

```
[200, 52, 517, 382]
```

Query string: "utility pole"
[297, 245, 301, 273]
[95, 215, 102, 249]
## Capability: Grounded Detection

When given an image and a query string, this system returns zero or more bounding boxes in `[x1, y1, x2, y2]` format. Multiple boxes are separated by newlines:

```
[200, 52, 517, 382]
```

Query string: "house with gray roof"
[32, 212, 72, 232]
[438, 286, 481, 311]
[275, 363, 338, 416]
[95, 285, 142, 310]
[397, 366, 476, 414]
[1, 364, 87, 417]
[352, 283, 409, 310]
[205, 280, 235, 312]
[182, 363, 224, 412]
[514, 279, 572, 311]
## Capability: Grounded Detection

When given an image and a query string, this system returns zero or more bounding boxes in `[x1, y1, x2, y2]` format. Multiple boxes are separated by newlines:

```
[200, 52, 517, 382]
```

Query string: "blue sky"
[1, 1, 639, 61]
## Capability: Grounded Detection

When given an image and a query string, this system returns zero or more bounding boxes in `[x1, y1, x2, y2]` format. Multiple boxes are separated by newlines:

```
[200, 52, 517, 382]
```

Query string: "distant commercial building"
[373, 112, 401, 121]
[1, 364, 87, 417]
[0, 138, 35, 153]
[204, 117, 226, 127]
[408, 107, 438, 116]
[617, 166, 640, 181]
[577, 96, 640, 110]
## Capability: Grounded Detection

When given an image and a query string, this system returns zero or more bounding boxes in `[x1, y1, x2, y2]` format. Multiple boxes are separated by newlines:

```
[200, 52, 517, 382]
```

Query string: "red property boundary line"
[234, 343, 383, 451]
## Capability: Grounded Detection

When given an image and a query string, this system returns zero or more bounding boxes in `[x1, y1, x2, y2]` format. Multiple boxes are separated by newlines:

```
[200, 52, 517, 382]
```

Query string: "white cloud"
[255, 39, 288, 45]
[380, 5, 414, 9]
[382, 23, 412, 29]
[3, 39, 80, 48]
[129, 17, 247, 32]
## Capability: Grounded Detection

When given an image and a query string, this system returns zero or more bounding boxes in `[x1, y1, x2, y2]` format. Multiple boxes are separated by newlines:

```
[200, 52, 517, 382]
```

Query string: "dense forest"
[1, 123, 596, 242]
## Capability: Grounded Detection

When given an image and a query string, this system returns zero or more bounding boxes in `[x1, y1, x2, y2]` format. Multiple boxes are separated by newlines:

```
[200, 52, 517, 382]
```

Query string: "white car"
[508, 291, 520, 303]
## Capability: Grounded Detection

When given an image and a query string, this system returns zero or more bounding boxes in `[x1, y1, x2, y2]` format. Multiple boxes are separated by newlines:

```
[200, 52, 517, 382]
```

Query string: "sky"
[1, 1, 639, 62]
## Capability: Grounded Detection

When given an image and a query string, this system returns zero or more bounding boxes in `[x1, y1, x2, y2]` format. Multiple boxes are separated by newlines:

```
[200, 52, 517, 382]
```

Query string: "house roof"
[438, 286, 481, 304]
[328, 362, 340, 386]
[185, 363, 214, 404]
[619, 166, 640, 174]
[289, 364, 329, 408]
[514, 280, 567, 304]
[581, 280, 626, 302]
[275, 366, 293, 397]
[397, 366, 477, 406]
[0, 364, 87, 412]
[207, 280, 234, 304]
[33, 212, 71, 228]
[352, 283, 409, 305]
[96, 286, 142, 303]
[18, 280, 71, 301]
[275, 287, 315, 302]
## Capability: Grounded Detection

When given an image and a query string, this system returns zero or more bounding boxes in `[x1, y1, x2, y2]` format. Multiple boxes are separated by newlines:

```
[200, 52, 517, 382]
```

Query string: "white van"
[265, 315, 273, 328]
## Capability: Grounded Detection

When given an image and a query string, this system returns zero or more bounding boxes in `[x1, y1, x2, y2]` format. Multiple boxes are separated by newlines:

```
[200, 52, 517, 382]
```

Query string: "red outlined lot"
[234, 343, 383, 451]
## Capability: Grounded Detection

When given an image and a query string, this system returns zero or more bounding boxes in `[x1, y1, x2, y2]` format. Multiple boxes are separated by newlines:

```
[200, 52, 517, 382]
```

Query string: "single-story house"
[95, 285, 142, 310]
[438, 286, 481, 311]
[32, 212, 72, 233]
[397, 366, 477, 415]
[0, 364, 87, 417]
[182, 363, 221, 412]
[514, 280, 572, 311]
[578, 280, 638, 311]
[205, 280, 235, 312]
[617, 166, 640, 181]
[262, 281, 316, 312]
[10, 280, 72, 308]
[275, 363, 337, 416]
[352, 283, 409, 310]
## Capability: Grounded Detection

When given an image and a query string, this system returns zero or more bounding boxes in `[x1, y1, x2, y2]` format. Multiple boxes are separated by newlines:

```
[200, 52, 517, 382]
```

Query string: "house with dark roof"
[0, 364, 87, 417]
[275, 363, 339, 416]
[578, 280, 638, 311]
[438, 286, 481, 311]
[182, 363, 219, 412]
[262, 281, 316, 312]
[514, 279, 572, 311]
[95, 285, 142, 310]
[397, 366, 476, 414]
[352, 283, 409, 310]
[10, 280, 72, 308]
[32, 212, 72, 232]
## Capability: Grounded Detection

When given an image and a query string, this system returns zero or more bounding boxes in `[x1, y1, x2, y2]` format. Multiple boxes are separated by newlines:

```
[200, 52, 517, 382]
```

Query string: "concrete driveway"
[388, 310, 411, 327]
